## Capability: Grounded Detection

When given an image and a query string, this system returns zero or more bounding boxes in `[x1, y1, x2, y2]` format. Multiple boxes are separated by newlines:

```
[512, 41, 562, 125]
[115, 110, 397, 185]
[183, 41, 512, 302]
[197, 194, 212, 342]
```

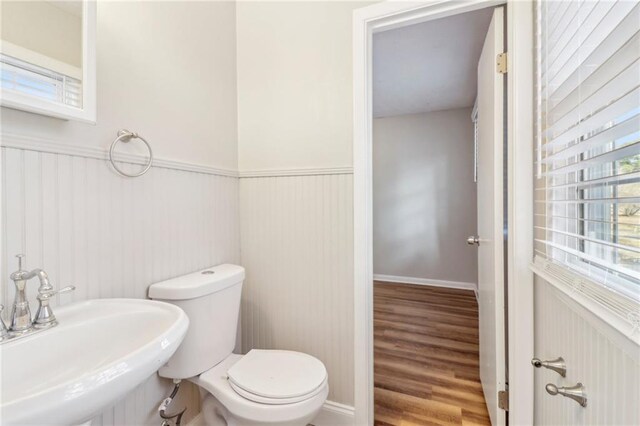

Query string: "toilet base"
[200, 393, 322, 426]
[201, 392, 231, 426]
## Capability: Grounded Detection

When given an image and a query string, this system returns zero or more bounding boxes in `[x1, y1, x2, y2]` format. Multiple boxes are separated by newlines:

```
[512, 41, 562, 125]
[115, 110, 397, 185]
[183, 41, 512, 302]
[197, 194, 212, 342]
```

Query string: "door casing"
[352, 1, 534, 424]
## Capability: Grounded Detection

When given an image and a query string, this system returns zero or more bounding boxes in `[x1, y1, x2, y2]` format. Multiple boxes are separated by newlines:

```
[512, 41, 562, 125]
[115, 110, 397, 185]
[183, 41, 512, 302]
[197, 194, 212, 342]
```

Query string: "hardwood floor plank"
[374, 346, 480, 376]
[374, 282, 490, 426]
[374, 318, 479, 343]
[376, 388, 462, 425]
[378, 328, 479, 352]
[375, 371, 432, 399]
[374, 336, 481, 367]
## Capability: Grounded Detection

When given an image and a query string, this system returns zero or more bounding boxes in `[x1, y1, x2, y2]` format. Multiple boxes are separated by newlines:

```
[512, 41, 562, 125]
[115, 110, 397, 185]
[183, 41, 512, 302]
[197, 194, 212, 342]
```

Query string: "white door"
[475, 6, 506, 426]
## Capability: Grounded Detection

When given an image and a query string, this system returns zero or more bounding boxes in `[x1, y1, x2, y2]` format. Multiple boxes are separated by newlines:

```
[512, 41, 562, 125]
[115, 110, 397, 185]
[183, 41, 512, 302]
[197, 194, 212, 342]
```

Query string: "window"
[0, 54, 82, 108]
[535, 1, 640, 307]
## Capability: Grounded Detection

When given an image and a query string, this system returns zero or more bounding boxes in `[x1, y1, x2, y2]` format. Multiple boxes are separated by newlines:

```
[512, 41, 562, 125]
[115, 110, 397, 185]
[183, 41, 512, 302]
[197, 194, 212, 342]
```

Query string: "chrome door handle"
[545, 383, 587, 407]
[531, 357, 566, 377]
[467, 236, 480, 246]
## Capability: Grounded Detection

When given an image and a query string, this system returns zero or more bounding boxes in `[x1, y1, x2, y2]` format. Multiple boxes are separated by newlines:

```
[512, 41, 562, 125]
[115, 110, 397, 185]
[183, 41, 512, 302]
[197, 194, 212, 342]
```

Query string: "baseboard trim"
[312, 401, 355, 426]
[373, 274, 477, 291]
[185, 401, 355, 426]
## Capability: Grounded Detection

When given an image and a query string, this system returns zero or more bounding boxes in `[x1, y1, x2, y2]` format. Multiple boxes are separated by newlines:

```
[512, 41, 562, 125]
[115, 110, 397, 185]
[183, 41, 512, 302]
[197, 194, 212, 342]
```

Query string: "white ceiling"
[373, 8, 493, 118]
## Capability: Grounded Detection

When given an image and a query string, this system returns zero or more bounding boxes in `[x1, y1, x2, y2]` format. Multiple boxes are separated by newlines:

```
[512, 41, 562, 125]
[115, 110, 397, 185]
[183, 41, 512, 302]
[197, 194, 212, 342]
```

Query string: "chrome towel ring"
[109, 130, 153, 178]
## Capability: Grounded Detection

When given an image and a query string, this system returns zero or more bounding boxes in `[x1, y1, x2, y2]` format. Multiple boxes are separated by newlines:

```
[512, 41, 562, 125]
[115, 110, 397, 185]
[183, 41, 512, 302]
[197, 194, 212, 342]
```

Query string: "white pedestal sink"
[0, 299, 189, 425]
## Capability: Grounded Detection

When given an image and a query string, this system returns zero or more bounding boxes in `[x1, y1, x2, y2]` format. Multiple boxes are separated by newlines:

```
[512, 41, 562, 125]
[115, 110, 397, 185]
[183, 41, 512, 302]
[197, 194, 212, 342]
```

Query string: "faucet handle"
[15, 254, 25, 270]
[34, 285, 75, 328]
[38, 285, 76, 300]
[10, 254, 28, 282]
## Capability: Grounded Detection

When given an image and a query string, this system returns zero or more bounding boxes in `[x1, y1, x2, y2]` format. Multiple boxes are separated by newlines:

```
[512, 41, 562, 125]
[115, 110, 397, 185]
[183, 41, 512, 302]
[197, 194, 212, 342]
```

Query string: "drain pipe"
[158, 379, 186, 426]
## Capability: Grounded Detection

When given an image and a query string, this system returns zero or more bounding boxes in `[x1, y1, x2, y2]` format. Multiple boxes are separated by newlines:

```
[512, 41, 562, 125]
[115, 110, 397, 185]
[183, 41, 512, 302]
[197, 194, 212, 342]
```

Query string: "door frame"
[352, 1, 534, 425]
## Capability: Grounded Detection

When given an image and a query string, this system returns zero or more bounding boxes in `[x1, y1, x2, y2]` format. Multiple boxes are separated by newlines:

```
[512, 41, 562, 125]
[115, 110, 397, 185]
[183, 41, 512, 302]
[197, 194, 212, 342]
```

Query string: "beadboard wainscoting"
[1, 145, 240, 425]
[534, 277, 640, 425]
[239, 172, 355, 408]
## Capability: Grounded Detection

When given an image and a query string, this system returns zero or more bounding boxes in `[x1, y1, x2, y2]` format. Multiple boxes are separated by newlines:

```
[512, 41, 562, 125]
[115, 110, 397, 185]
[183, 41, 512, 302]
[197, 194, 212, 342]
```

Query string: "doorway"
[371, 6, 500, 425]
[353, 1, 535, 425]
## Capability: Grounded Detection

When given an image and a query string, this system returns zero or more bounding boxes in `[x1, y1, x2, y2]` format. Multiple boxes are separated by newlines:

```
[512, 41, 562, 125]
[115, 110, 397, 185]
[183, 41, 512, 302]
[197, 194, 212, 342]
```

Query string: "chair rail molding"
[239, 166, 353, 178]
[1, 132, 355, 179]
[0, 132, 238, 177]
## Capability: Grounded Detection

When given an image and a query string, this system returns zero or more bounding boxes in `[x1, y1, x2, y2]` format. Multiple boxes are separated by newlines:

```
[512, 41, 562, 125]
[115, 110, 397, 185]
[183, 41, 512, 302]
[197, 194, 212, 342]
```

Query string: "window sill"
[531, 256, 640, 347]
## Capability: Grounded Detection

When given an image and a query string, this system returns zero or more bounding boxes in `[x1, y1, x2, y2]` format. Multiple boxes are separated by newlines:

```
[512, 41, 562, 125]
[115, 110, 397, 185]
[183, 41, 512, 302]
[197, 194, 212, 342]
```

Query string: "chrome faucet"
[0, 254, 75, 343]
[9, 254, 36, 332]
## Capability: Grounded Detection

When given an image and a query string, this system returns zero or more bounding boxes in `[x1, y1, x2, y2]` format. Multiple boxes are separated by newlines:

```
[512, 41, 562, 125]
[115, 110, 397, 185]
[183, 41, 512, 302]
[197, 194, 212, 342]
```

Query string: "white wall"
[236, 1, 368, 172]
[372, 109, 477, 285]
[1, 1, 238, 171]
[1, 1, 239, 424]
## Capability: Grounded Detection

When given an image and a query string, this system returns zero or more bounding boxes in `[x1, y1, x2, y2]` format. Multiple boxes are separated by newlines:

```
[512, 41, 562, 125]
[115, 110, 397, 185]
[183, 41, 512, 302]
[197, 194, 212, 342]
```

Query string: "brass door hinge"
[498, 390, 509, 411]
[496, 52, 508, 74]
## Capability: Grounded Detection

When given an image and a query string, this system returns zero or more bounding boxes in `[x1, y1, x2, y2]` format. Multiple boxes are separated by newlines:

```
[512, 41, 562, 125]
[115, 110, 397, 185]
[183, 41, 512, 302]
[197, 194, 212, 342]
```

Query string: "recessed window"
[535, 1, 640, 301]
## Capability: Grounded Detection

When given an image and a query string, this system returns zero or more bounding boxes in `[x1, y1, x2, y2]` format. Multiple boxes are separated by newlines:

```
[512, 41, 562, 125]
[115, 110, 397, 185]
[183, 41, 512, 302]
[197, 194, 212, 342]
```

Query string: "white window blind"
[0, 54, 82, 108]
[535, 0, 640, 305]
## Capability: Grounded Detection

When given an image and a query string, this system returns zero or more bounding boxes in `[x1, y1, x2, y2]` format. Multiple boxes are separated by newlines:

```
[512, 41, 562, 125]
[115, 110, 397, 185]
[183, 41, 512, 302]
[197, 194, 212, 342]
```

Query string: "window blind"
[535, 0, 640, 301]
[0, 54, 82, 108]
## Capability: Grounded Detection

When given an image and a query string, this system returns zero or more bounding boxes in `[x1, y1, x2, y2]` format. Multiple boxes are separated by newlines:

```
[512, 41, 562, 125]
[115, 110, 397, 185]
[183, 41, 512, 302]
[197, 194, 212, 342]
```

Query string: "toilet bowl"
[192, 352, 329, 426]
[149, 265, 328, 426]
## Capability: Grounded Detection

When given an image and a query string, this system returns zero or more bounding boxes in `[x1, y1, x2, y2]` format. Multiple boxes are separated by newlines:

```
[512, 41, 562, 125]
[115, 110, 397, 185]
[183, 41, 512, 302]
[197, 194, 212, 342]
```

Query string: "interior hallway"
[374, 281, 490, 426]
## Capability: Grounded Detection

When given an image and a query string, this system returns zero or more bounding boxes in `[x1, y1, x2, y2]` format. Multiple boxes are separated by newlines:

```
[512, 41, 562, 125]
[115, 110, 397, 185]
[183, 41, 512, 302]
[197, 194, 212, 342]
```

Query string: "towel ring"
[109, 130, 153, 178]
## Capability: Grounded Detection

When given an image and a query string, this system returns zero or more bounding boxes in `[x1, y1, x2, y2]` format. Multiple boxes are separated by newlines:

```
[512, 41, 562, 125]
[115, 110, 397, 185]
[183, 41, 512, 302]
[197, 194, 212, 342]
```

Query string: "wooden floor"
[374, 282, 490, 426]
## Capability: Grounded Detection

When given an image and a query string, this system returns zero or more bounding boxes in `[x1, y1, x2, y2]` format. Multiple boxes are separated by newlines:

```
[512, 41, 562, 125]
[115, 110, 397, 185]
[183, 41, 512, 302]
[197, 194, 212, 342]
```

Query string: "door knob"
[545, 383, 587, 407]
[467, 236, 480, 246]
[531, 357, 566, 377]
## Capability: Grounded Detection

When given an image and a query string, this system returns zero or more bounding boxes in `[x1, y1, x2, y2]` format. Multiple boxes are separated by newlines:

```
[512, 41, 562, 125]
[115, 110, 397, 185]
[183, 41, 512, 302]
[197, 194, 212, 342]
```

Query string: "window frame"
[533, 0, 640, 341]
[0, 0, 96, 123]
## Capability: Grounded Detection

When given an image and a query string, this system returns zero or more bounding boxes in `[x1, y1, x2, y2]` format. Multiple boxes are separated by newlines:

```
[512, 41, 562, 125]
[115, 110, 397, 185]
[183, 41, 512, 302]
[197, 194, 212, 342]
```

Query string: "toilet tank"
[149, 264, 245, 379]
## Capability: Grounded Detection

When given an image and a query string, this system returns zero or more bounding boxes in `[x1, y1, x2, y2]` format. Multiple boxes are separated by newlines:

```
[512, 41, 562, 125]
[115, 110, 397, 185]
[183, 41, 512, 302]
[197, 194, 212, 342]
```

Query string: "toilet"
[148, 264, 329, 426]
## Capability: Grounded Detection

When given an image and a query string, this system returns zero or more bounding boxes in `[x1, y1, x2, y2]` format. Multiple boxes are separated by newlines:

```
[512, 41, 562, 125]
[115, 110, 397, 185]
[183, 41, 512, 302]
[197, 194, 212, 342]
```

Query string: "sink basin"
[0, 299, 189, 425]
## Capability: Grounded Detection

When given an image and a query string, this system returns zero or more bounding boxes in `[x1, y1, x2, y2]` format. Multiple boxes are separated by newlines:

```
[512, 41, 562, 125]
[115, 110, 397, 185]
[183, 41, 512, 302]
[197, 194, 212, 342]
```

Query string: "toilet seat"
[227, 350, 328, 405]
[191, 353, 329, 426]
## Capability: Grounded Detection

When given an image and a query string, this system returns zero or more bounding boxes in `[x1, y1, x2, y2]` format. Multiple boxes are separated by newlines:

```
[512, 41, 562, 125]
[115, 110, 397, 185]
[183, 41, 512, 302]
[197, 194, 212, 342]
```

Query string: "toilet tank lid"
[148, 264, 245, 300]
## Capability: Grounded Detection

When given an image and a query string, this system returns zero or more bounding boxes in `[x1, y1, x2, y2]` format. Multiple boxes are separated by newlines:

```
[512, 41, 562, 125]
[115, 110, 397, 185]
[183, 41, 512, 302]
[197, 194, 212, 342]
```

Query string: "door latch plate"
[498, 390, 509, 411]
